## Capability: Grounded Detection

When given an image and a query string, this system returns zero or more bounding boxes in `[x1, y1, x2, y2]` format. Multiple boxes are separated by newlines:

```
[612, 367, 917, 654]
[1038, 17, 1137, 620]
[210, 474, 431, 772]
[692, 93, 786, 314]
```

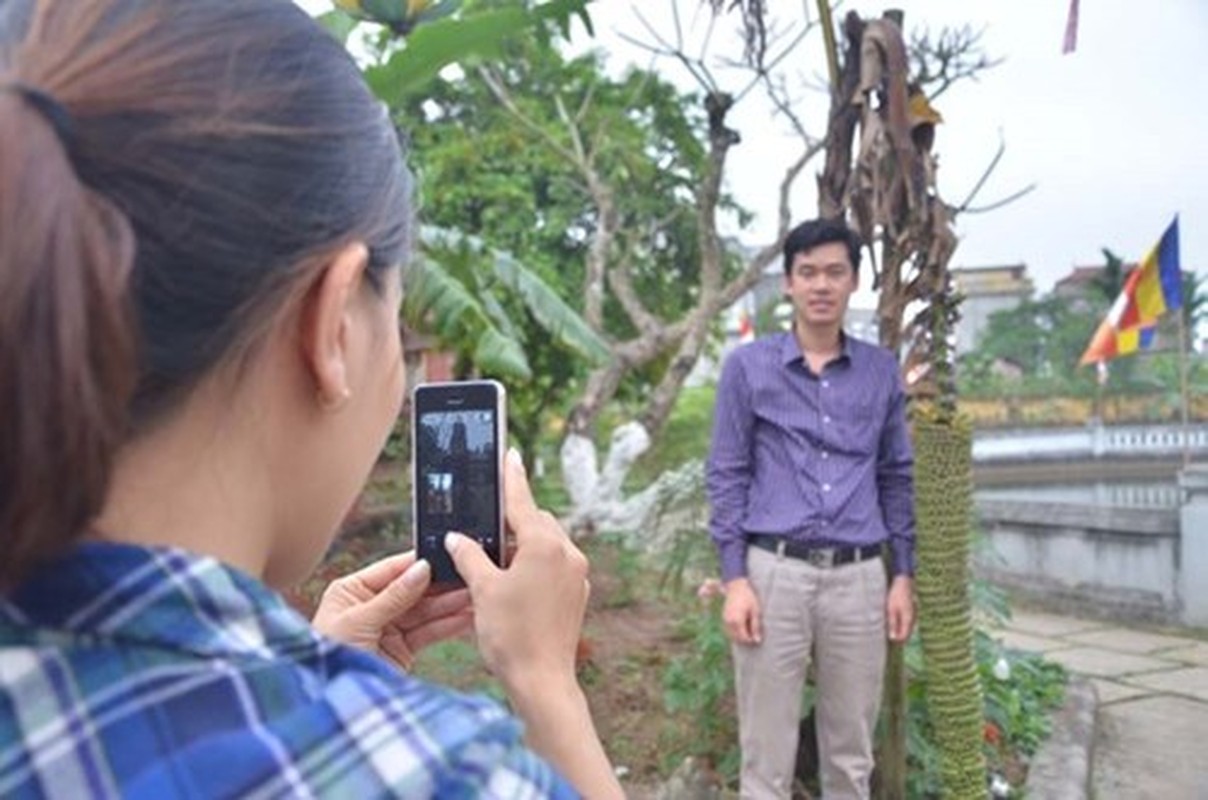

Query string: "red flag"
[1062, 0, 1080, 54]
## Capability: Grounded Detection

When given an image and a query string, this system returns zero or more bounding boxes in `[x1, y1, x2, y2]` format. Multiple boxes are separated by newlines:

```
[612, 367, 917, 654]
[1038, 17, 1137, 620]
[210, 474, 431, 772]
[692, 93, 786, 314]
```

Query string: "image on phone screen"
[415, 407, 501, 582]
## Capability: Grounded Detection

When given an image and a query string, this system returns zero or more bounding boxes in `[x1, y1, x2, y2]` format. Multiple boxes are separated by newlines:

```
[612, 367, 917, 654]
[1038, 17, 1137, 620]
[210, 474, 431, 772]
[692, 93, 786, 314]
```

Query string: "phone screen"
[414, 388, 503, 583]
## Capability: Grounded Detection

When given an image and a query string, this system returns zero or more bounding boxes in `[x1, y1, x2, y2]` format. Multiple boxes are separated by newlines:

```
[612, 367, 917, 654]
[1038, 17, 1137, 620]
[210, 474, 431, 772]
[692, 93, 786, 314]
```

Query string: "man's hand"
[886, 575, 916, 643]
[312, 552, 473, 671]
[722, 577, 762, 645]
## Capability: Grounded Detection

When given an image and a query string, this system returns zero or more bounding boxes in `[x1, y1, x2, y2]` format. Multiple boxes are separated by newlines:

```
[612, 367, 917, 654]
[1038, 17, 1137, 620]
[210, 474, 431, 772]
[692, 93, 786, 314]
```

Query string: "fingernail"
[444, 532, 464, 554]
[401, 559, 430, 587]
[507, 447, 524, 470]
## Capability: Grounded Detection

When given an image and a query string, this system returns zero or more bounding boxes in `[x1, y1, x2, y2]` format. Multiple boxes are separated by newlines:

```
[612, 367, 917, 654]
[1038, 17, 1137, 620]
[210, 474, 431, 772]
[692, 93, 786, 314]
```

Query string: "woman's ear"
[301, 243, 369, 411]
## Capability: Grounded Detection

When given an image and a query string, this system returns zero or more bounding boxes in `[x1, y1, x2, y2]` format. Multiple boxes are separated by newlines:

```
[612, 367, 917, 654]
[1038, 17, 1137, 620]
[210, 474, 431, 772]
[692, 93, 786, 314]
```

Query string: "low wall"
[975, 499, 1185, 625]
[974, 423, 1208, 463]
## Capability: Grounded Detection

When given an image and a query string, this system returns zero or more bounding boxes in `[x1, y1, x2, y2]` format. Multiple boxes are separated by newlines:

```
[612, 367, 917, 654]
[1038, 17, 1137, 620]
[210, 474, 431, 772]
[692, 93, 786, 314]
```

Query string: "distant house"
[1052, 263, 1136, 312]
[950, 264, 1034, 354]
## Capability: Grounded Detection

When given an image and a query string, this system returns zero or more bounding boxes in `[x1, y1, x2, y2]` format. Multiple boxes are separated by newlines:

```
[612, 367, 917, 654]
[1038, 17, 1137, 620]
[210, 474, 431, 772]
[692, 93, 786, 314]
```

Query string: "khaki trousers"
[733, 545, 887, 800]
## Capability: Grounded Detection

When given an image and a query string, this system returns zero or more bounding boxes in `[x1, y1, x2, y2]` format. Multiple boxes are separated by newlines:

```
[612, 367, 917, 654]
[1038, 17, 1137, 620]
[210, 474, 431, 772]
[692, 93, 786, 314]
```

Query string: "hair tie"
[7, 83, 76, 155]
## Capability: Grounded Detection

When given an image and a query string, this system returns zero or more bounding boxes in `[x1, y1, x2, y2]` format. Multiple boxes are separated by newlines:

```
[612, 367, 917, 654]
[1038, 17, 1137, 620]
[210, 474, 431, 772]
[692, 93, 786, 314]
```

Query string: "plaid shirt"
[0, 543, 578, 799]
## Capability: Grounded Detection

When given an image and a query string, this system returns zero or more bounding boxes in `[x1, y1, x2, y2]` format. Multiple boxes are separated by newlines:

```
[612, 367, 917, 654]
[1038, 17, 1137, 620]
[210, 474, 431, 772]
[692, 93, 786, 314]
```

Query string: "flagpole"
[1177, 309, 1192, 466]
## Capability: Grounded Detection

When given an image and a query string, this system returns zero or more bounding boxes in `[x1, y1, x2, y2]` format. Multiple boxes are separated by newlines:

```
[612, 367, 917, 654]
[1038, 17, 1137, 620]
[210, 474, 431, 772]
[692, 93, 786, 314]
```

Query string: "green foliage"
[979, 634, 1067, 759]
[961, 295, 1105, 394]
[1181, 270, 1207, 344]
[661, 598, 741, 780]
[389, 33, 735, 449]
[406, 227, 610, 382]
[330, 0, 592, 101]
[595, 533, 642, 609]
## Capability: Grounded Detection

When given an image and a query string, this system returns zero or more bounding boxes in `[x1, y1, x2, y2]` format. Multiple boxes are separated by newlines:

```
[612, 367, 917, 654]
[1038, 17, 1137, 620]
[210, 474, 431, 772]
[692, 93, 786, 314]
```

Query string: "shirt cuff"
[890, 537, 915, 578]
[718, 540, 748, 583]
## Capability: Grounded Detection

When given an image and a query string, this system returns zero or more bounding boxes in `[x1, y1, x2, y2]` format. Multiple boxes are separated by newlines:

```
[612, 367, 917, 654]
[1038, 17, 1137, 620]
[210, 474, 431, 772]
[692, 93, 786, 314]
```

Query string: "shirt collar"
[0, 542, 328, 664]
[777, 329, 856, 367]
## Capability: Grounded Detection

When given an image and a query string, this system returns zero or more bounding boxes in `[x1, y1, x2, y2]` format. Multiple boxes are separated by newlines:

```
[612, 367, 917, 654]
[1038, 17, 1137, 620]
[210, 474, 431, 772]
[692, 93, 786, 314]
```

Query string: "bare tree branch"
[732, 22, 813, 103]
[705, 0, 770, 67]
[909, 24, 1002, 101]
[953, 133, 1005, 211]
[479, 66, 626, 331]
[960, 184, 1037, 215]
[477, 66, 579, 165]
[951, 133, 1035, 217]
[628, 8, 718, 93]
[607, 234, 667, 335]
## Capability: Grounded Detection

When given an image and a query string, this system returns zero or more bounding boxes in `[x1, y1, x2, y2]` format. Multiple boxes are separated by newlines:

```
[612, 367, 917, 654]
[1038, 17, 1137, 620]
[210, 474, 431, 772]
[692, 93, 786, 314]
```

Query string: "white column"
[1178, 465, 1208, 627]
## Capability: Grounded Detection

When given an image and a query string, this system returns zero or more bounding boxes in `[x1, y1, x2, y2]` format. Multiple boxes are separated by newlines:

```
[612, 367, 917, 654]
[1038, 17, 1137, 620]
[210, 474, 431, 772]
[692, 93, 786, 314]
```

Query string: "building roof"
[951, 263, 1033, 297]
[1054, 263, 1138, 298]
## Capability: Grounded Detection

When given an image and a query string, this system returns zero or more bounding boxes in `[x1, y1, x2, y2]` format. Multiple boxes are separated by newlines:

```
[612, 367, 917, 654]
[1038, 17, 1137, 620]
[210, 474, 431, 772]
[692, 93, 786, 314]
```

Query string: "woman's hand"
[445, 450, 623, 799]
[444, 449, 589, 689]
[312, 551, 473, 671]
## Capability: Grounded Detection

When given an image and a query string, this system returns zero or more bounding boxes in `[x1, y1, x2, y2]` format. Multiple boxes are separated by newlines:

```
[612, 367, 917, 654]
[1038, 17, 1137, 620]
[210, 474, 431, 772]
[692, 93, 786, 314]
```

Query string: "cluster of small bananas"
[333, 0, 460, 34]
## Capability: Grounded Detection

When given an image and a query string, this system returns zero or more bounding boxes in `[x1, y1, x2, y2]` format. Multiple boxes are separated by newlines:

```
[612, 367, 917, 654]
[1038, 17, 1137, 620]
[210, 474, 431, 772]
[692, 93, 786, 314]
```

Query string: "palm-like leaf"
[420, 227, 610, 364]
[403, 253, 532, 380]
[405, 228, 609, 381]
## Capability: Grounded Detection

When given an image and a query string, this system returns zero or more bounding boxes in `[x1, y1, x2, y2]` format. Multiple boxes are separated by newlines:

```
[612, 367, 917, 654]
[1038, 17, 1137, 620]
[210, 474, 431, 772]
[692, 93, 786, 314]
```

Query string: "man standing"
[706, 218, 916, 800]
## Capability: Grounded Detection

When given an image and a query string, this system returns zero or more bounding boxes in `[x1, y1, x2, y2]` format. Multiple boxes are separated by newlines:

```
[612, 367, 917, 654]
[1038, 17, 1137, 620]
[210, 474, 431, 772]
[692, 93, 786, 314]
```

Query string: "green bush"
[661, 597, 741, 780]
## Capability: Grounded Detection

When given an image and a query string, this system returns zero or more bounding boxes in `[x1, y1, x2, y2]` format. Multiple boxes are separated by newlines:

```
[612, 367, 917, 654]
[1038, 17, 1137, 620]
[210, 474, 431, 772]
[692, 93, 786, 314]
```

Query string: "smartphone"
[411, 380, 507, 584]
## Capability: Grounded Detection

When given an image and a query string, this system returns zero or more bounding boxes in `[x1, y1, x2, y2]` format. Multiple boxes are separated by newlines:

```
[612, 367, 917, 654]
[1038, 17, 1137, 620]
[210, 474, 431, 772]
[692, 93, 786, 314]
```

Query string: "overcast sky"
[571, 1, 1208, 299]
[301, 0, 1207, 300]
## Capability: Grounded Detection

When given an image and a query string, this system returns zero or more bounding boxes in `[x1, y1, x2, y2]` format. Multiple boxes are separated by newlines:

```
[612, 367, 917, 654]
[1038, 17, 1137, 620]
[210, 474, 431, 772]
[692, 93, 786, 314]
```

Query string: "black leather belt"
[748, 536, 881, 568]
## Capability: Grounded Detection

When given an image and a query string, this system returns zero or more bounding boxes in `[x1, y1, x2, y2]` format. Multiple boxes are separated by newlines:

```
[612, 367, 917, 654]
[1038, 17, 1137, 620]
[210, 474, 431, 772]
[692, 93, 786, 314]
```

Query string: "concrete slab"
[1094, 694, 1208, 799]
[1089, 678, 1151, 705]
[1163, 642, 1208, 666]
[1005, 611, 1106, 638]
[1063, 628, 1200, 655]
[1122, 667, 1208, 703]
[1027, 679, 1096, 800]
[993, 629, 1070, 654]
[1041, 647, 1176, 679]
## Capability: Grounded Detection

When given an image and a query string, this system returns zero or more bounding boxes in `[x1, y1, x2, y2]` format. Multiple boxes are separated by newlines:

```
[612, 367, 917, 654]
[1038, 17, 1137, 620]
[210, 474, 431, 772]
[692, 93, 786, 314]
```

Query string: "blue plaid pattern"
[0, 543, 577, 798]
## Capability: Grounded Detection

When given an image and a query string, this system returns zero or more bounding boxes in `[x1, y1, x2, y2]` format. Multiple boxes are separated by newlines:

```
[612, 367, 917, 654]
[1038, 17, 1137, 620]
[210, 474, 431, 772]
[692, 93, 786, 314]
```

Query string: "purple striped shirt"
[706, 331, 916, 582]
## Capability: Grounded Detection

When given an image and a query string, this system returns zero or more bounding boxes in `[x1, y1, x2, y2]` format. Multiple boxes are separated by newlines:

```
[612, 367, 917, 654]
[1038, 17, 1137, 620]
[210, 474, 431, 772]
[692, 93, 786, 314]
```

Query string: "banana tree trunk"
[912, 407, 987, 798]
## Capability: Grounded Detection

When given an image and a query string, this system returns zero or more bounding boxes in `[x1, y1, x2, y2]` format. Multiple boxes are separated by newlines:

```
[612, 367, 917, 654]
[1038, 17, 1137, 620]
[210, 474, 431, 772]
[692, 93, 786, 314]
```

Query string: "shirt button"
[823, 483, 831, 492]
[823, 415, 831, 424]
[822, 380, 830, 388]
[821, 451, 829, 459]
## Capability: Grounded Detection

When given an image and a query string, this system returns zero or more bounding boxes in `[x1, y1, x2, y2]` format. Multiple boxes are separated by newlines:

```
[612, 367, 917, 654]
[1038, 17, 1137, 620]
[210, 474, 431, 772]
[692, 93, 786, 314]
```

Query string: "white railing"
[977, 482, 1182, 509]
[973, 423, 1208, 462]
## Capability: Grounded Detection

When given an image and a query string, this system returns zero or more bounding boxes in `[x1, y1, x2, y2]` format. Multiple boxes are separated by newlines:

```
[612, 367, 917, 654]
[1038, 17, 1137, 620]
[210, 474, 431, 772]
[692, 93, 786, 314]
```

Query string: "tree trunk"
[566, 357, 630, 437]
[639, 308, 714, 437]
[874, 238, 909, 800]
[817, 12, 865, 220]
[912, 410, 986, 799]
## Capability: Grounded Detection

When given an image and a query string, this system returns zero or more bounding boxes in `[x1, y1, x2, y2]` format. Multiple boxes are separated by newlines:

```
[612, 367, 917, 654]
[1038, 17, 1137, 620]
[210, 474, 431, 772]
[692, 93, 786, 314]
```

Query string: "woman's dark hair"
[782, 217, 863, 277]
[0, 0, 413, 588]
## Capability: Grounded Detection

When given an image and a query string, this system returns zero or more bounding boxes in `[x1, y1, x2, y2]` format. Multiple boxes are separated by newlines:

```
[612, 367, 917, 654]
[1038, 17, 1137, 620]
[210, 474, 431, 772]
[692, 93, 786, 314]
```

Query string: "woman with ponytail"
[0, 1, 621, 797]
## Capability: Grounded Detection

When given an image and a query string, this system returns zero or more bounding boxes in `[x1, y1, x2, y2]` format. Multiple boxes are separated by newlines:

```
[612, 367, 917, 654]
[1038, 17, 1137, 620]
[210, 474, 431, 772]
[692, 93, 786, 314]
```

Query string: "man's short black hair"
[782, 218, 862, 277]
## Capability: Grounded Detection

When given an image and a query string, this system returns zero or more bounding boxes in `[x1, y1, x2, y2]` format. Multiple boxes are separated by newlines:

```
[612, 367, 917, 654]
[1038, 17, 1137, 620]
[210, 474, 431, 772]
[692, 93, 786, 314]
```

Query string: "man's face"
[784, 241, 858, 328]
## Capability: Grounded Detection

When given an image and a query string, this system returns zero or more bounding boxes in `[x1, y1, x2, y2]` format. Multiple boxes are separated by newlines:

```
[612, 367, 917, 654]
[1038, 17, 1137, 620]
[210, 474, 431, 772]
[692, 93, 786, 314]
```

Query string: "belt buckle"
[807, 548, 834, 568]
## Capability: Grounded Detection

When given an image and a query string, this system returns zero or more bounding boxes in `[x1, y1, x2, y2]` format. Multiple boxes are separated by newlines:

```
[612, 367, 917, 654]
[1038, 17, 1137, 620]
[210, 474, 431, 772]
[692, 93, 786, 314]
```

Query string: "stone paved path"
[997, 610, 1208, 800]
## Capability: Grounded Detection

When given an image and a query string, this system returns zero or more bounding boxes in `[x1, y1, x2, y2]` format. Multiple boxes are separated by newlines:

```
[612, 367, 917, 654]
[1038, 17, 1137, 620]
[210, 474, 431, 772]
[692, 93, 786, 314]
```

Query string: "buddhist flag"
[1079, 217, 1182, 365]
